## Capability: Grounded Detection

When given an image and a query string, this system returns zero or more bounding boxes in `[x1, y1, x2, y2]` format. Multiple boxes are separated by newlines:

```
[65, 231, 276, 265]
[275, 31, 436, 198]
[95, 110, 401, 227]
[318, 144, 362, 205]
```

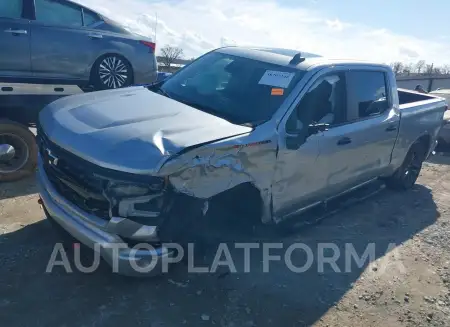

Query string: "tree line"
[389, 60, 450, 76]
[158, 46, 450, 78]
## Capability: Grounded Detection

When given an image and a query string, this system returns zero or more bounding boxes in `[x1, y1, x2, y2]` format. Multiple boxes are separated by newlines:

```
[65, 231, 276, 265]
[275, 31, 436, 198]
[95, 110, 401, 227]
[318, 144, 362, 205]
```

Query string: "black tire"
[0, 120, 37, 183]
[385, 142, 426, 191]
[92, 54, 133, 90]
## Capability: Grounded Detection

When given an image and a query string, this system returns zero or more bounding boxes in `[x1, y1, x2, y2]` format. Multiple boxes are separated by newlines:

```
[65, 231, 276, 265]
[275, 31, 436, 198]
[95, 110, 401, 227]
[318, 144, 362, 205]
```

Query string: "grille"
[37, 124, 167, 222]
[38, 132, 111, 220]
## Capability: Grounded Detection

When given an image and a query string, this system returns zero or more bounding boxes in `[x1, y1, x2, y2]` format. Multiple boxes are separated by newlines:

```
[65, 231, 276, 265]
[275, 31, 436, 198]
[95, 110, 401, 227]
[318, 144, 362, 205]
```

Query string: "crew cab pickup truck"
[37, 47, 447, 275]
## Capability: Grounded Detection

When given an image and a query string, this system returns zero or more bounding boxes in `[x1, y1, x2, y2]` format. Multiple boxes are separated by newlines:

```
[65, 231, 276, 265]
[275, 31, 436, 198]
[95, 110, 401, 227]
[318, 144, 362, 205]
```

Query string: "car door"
[30, 0, 100, 82]
[0, 0, 31, 79]
[272, 71, 348, 219]
[319, 69, 400, 196]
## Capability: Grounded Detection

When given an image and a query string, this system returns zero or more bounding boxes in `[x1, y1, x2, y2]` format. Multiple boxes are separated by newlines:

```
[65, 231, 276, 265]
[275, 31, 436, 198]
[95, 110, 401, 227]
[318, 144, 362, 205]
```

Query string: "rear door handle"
[88, 33, 103, 39]
[385, 125, 397, 132]
[4, 28, 27, 35]
[337, 137, 352, 145]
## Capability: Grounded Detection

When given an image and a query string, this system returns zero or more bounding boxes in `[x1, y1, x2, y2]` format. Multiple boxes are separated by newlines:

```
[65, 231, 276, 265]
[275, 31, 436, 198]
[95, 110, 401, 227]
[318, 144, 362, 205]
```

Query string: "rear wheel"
[0, 120, 37, 182]
[92, 55, 133, 90]
[385, 142, 426, 190]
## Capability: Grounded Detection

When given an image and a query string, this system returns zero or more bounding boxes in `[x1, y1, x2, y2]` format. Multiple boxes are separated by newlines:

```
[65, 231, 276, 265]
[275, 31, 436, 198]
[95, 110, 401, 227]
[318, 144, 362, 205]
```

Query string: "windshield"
[158, 51, 306, 125]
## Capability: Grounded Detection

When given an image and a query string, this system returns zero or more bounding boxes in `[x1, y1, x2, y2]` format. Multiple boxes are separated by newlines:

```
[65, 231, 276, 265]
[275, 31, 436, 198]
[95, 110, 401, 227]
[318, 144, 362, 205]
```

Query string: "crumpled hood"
[39, 86, 252, 174]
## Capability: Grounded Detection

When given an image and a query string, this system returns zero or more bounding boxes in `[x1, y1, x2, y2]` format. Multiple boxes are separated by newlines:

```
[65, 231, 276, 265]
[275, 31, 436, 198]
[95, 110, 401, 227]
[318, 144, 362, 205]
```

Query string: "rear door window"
[0, 0, 23, 19]
[34, 0, 83, 27]
[346, 71, 389, 120]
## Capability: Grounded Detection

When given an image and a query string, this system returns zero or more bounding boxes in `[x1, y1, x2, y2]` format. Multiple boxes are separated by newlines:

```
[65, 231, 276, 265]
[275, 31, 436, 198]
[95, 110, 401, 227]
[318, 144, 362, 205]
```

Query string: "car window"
[83, 9, 101, 26]
[35, 0, 83, 28]
[95, 17, 130, 34]
[0, 0, 23, 19]
[286, 73, 347, 132]
[347, 71, 389, 119]
[159, 52, 306, 125]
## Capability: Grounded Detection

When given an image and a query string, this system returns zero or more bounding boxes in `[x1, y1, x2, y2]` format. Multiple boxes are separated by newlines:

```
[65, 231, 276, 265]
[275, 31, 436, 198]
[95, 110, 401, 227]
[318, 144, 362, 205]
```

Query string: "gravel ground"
[2, 155, 450, 327]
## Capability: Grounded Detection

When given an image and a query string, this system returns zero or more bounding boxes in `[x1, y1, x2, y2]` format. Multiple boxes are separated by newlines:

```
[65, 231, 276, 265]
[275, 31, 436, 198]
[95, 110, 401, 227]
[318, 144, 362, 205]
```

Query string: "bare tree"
[160, 45, 184, 69]
[402, 63, 413, 76]
[390, 62, 404, 75]
[441, 65, 450, 74]
[425, 63, 434, 75]
[433, 67, 442, 75]
[415, 60, 426, 74]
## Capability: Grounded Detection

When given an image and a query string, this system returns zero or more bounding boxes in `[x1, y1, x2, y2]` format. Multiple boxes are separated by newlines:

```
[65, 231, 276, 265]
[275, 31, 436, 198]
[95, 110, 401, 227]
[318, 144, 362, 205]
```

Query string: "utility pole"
[154, 12, 158, 44]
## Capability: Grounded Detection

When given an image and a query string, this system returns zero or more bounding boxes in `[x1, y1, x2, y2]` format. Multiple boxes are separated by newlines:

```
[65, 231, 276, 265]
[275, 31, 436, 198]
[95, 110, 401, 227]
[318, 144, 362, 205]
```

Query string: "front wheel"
[92, 55, 133, 90]
[385, 142, 425, 190]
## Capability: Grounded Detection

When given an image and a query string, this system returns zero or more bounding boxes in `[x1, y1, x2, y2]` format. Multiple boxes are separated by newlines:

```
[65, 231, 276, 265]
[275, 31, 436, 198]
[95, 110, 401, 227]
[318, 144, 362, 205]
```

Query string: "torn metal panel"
[159, 135, 278, 224]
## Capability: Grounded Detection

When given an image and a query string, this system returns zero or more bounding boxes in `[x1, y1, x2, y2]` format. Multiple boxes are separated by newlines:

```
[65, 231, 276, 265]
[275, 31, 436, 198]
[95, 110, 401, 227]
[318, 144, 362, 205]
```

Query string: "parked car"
[0, 0, 157, 90]
[429, 89, 450, 147]
[157, 72, 172, 82]
[37, 47, 447, 275]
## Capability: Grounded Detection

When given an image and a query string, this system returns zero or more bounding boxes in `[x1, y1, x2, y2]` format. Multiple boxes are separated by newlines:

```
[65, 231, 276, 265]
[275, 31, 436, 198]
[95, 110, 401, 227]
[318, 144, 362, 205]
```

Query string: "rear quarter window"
[95, 18, 132, 34]
[82, 9, 102, 27]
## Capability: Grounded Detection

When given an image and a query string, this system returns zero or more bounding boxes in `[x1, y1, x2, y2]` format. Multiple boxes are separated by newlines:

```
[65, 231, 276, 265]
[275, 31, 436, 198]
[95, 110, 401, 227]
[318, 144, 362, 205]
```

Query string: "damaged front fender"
[157, 135, 278, 224]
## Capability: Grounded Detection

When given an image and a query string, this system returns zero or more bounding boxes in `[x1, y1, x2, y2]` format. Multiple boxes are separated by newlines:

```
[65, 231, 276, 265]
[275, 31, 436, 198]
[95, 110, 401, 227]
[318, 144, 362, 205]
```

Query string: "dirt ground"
[2, 155, 450, 327]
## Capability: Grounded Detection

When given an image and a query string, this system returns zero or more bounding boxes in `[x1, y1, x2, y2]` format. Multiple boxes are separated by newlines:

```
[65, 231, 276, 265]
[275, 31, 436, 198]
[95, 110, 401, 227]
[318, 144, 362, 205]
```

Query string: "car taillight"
[140, 41, 156, 52]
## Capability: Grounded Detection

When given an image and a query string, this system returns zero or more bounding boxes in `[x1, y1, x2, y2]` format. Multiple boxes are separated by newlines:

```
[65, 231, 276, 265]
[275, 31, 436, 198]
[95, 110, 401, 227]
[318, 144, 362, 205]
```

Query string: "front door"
[0, 0, 31, 79]
[273, 72, 347, 219]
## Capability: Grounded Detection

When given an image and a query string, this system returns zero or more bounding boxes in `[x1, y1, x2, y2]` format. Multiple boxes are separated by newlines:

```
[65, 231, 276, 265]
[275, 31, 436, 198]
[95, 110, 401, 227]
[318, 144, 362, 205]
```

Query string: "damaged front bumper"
[37, 156, 174, 276]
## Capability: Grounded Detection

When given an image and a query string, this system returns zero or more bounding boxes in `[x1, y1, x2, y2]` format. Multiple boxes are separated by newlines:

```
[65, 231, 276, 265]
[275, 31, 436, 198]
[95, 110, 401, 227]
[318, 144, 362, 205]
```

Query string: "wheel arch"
[210, 181, 265, 225]
[414, 133, 432, 160]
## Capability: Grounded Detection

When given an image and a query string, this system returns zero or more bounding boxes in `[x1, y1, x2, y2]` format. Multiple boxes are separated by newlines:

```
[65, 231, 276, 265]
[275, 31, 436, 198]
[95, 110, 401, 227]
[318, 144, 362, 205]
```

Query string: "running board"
[278, 179, 385, 230]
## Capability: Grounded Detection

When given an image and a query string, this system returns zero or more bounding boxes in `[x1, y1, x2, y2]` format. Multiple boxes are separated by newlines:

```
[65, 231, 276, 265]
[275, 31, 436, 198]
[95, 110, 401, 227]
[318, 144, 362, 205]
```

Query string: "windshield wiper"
[157, 87, 172, 99]
[147, 82, 172, 99]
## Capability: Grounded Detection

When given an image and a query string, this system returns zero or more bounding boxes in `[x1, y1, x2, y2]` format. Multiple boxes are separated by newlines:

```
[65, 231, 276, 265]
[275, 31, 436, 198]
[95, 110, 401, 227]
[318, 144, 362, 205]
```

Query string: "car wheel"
[93, 55, 133, 90]
[385, 142, 425, 191]
[0, 120, 37, 182]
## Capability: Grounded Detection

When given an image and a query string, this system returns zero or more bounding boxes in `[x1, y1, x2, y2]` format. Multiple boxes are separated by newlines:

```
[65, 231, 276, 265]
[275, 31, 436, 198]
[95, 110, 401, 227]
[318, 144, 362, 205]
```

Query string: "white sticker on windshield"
[258, 70, 295, 88]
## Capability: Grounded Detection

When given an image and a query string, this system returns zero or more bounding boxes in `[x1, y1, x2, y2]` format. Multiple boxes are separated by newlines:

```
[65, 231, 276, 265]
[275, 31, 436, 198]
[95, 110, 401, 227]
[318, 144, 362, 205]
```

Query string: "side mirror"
[308, 123, 329, 135]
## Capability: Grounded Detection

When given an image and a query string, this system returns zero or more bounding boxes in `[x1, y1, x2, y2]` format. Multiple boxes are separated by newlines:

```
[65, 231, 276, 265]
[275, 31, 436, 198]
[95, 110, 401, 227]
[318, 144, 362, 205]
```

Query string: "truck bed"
[390, 88, 448, 171]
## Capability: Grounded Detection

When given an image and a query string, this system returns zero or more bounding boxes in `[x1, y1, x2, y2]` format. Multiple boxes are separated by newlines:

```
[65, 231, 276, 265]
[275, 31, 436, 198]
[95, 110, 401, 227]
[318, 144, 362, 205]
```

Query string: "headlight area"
[103, 178, 169, 225]
[106, 181, 209, 244]
[100, 177, 209, 244]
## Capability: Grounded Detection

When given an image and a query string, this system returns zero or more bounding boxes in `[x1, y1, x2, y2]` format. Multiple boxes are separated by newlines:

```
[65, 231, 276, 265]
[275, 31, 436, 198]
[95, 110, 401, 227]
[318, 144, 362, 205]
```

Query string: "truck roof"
[217, 46, 390, 71]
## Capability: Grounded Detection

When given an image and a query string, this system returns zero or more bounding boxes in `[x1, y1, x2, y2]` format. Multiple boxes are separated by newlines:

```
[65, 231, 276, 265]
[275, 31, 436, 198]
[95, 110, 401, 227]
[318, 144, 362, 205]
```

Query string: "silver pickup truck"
[37, 47, 447, 275]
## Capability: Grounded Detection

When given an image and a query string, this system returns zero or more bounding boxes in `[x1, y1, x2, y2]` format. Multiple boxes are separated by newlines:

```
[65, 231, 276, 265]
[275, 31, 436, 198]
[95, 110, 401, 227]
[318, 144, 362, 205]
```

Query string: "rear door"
[320, 69, 399, 195]
[30, 0, 100, 82]
[0, 0, 31, 79]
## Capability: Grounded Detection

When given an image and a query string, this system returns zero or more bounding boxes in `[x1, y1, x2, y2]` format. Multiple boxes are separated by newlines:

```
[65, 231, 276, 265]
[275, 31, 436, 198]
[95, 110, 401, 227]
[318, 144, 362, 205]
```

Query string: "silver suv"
[0, 0, 157, 89]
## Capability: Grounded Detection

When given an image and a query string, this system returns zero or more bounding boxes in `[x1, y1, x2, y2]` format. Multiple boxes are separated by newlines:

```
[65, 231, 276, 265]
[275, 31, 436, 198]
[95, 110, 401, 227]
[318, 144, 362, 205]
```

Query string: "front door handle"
[337, 137, 352, 145]
[88, 33, 103, 39]
[4, 28, 27, 35]
[385, 124, 397, 132]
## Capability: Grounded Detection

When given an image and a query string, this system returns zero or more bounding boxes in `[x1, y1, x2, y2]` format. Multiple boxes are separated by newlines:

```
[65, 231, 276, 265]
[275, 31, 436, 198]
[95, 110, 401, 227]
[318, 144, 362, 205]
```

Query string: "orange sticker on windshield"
[271, 88, 284, 96]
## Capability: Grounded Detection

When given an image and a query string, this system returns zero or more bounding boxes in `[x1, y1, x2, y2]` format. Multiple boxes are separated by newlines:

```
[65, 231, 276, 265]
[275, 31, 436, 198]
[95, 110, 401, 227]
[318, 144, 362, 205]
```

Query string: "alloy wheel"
[99, 56, 129, 89]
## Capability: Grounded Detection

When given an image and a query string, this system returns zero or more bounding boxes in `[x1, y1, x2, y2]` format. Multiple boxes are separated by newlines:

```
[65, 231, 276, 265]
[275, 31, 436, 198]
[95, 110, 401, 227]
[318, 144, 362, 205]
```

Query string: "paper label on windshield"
[259, 70, 295, 88]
